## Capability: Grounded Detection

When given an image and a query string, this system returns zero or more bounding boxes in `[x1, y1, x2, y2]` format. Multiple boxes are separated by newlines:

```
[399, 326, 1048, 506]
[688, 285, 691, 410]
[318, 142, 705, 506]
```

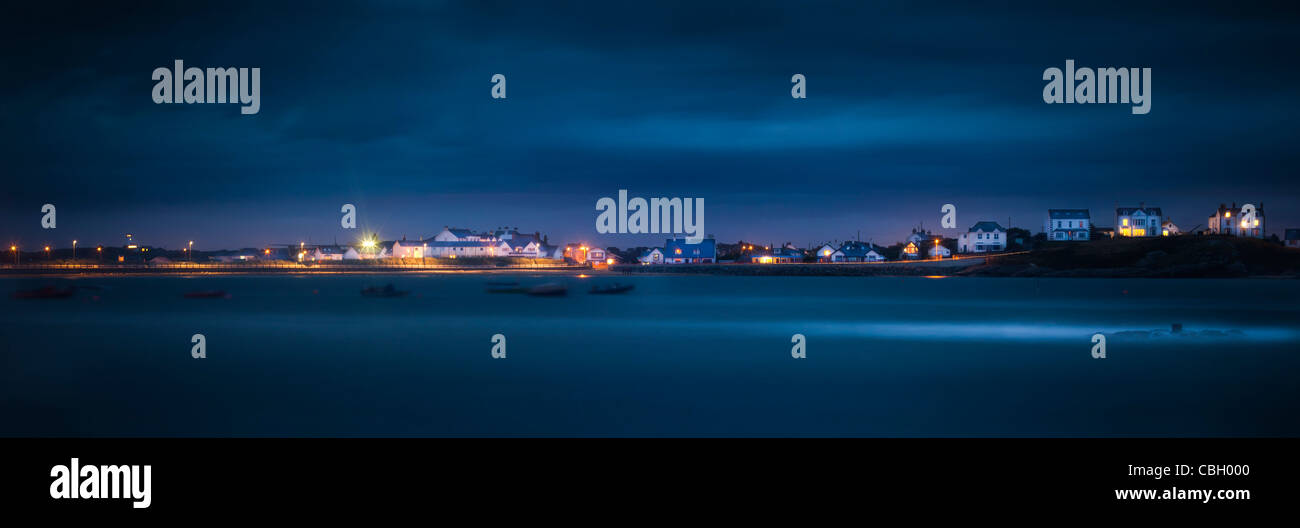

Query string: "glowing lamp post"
[72, 240, 77, 260]
[10, 245, 16, 266]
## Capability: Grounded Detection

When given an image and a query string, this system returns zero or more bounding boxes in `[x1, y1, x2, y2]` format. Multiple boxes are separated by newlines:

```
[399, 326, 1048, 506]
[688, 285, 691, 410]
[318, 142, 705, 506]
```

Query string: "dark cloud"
[2, 0, 1298, 248]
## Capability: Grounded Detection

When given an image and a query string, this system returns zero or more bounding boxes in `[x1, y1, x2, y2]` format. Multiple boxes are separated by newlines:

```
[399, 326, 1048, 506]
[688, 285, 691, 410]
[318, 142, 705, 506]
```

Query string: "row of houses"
[263, 201, 1292, 266]
[628, 202, 1289, 266]
[287, 227, 626, 265]
[1046, 203, 1270, 241]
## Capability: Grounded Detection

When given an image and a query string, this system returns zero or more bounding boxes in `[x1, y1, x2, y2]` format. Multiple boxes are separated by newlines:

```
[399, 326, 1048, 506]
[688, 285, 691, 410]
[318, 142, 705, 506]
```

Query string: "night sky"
[3, 1, 1298, 250]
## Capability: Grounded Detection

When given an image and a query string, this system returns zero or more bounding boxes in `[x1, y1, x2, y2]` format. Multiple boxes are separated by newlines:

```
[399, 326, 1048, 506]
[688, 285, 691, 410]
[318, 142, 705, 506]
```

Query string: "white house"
[830, 241, 885, 262]
[495, 230, 549, 257]
[1208, 203, 1265, 238]
[538, 244, 563, 260]
[637, 248, 665, 264]
[957, 221, 1007, 253]
[427, 227, 558, 258]
[1161, 220, 1181, 236]
[1045, 209, 1090, 241]
[928, 243, 951, 258]
[390, 239, 431, 259]
[1285, 229, 1299, 249]
[814, 244, 836, 262]
[1115, 206, 1162, 237]
[311, 245, 361, 261]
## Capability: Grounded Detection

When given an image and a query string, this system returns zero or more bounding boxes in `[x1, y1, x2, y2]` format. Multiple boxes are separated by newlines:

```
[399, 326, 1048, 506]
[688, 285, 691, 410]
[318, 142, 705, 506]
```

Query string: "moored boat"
[589, 283, 634, 295]
[184, 290, 230, 299]
[12, 286, 76, 299]
[362, 284, 410, 298]
[526, 282, 567, 296]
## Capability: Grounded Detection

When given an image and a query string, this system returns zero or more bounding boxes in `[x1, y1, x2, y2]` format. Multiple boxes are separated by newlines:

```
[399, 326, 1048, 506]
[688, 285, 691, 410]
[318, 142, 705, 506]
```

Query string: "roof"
[1116, 207, 1163, 216]
[638, 248, 663, 258]
[834, 241, 880, 257]
[664, 238, 716, 258]
[755, 247, 804, 258]
[1211, 203, 1265, 216]
[444, 228, 478, 238]
[1048, 209, 1090, 219]
[968, 221, 1006, 233]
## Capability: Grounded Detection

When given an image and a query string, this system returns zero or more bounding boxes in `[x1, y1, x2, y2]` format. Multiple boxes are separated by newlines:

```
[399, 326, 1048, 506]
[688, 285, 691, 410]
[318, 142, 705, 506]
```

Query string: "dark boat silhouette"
[184, 290, 230, 299]
[362, 284, 409, 298]
[589, 283, 634, 295]
[526, 282, 567, 296]
[13, 286, 76, 299]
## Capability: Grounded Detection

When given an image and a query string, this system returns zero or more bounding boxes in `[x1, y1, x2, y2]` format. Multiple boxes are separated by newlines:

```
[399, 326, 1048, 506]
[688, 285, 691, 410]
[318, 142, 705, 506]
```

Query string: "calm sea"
[2, 274, 1297, 436]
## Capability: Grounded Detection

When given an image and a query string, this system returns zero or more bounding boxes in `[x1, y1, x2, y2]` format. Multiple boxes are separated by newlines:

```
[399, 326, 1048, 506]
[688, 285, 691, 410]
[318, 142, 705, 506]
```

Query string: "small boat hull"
[184, 290, 229, 299]
[589, 284, 635, 295]
[526, 283, 567, 296]
[13, 286, 76, 299]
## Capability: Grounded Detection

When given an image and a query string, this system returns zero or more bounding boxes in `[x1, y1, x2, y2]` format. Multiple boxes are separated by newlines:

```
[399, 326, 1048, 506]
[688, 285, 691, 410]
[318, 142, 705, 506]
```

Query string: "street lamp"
[10, 245, 16, 266]
[96, 246, 102, 262]
[44, 245, 51, 260]
[72, 240, 77, 260]
[188, 240, 194, 262]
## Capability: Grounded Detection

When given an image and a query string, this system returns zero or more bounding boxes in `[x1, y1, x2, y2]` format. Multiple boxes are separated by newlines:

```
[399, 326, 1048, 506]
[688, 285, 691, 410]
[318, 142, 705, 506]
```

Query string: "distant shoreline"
[3, 236, 1298, 280]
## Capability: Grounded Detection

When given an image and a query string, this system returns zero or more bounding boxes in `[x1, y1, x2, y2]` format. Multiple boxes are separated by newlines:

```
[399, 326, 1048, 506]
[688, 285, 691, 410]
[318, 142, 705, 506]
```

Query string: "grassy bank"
[959, 236, 1300, 278]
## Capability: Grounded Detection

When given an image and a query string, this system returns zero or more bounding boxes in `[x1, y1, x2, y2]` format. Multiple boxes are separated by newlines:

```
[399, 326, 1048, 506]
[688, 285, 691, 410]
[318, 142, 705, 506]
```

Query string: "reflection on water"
[2, 275, 1298, 437]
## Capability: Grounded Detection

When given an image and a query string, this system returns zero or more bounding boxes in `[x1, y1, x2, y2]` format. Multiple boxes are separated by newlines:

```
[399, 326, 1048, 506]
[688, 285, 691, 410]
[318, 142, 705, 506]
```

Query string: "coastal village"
[8, 203, 1300, 269]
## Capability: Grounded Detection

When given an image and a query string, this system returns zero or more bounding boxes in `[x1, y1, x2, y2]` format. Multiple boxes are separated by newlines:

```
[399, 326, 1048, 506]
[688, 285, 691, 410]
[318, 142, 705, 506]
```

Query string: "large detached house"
[1285, 229, 1300, 249]
[390, 238, 431, 258]
[427, 227, 511, 257]
[1115, 206, 1162, 237]
[957, 221, 1006, 253]
[311, 245, 361, 260]
[1208, 203, 1265, 238]
[664, 238, 716, 263]
[423, 227, 556, 258]
[637, 248, 665, 264]
[830, 241, 885, 262]
[1045, 209, 1090, 241]
[751, 246, 804, 263]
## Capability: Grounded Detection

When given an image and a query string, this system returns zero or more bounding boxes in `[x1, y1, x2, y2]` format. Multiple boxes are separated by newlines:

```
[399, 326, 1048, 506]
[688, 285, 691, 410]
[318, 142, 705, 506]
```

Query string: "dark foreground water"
[1, 274, 1297, 437]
